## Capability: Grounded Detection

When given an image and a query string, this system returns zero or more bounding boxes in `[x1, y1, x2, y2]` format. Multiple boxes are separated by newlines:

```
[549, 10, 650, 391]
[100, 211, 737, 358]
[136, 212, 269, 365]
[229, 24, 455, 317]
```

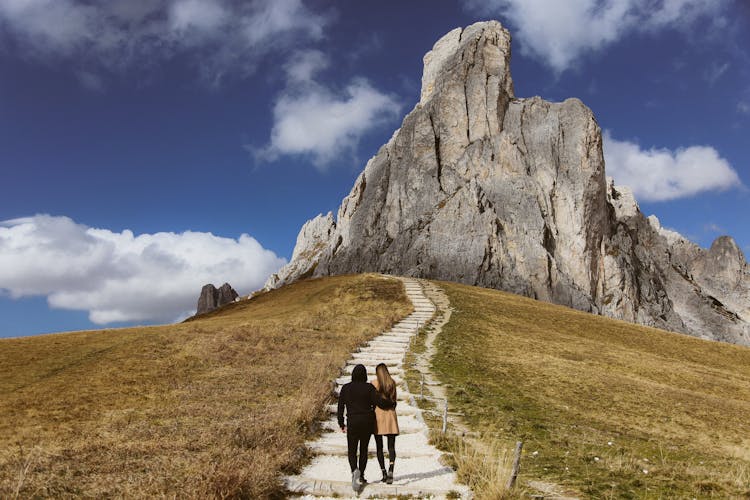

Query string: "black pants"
[374, 434, 397, 470]
[346, 416, 373, 474]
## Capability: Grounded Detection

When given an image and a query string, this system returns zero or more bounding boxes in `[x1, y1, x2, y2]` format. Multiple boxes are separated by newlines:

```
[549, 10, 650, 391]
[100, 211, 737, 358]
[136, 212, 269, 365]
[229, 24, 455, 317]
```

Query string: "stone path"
[285, 277, 471, 499]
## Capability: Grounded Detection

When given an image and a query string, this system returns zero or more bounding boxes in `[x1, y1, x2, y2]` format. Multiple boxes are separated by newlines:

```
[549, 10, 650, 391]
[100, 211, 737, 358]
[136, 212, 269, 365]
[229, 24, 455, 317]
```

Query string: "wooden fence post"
[441, 399, 448, 434]
[506, 441, 523, 490]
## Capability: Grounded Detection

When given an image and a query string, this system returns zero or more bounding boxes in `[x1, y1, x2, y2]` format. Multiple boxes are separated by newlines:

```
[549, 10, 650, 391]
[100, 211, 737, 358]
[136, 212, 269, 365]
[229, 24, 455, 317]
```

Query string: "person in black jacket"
[337, 364, 395, 492]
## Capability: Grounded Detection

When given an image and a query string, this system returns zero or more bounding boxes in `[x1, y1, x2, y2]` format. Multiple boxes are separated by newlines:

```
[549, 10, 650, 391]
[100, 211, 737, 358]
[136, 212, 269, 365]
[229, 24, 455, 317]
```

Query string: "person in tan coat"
[372, 363, 399, 484]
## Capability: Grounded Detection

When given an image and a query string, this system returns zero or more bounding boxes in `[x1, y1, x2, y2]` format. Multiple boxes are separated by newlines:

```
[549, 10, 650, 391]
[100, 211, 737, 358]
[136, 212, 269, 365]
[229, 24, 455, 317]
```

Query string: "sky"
[1, 0, 748, 338]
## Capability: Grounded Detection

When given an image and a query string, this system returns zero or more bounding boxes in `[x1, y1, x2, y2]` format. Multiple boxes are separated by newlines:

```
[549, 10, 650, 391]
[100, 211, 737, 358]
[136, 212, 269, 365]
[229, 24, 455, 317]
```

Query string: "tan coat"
[372, 378, 399, 435]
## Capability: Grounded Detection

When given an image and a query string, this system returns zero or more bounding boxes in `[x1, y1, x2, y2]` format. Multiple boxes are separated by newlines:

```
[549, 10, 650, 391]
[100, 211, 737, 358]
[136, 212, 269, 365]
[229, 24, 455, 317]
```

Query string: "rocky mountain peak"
[709, 235, 744, 264]
[265, 21, 749, 346]
[420, 21, 513, 104]
[695, 236, 747, 291]
[196, 282, 239, 315]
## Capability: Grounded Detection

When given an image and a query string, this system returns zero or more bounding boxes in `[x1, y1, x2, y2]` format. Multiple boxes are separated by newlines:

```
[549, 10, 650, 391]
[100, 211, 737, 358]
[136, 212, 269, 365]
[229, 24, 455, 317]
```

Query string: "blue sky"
[1, 0, 748, 337]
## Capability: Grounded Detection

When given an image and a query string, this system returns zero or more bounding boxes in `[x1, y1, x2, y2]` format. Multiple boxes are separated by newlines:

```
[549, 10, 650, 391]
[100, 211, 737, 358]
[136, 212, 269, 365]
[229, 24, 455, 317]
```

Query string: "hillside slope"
[431, 281, 750, 498]
[3, 274, 748, 498]
[0, 274, 410, 498]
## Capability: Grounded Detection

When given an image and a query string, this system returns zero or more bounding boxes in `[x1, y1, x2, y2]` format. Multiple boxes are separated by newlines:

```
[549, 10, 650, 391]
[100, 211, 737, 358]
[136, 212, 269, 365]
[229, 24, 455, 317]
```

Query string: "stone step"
[368, 335, 411, 345]
[381, 330, 415, 337]
[342, 364, 403, 375]
[285, 455, 469, 499]
[393, 322, 427, 329]
[366, 339, 410, 348]
[346, 360, 403, 370]
[308, 442, 436, 459]
[346, 355, 404, 364]
[373, 328, 417, 341]
[386, 326, 419, 332]
[308, 431, 434, 458]
[322, 414, 423, 434]
[350, 352, 403, 362]
[376, 335, 412, 343]
[357, 346, 406, 356]
[388, 327, 418, 334]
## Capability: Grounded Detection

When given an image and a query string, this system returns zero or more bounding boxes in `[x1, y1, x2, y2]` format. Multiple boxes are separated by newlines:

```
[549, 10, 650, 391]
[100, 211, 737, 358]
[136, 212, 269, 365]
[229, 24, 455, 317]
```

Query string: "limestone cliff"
[266, 21, 749, 345]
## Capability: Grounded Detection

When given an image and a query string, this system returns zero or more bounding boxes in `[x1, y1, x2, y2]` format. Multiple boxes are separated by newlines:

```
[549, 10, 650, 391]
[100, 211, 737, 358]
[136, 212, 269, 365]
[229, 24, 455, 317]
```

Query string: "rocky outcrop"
[196, 283, 239, 315]
[265, 21, 749, 346]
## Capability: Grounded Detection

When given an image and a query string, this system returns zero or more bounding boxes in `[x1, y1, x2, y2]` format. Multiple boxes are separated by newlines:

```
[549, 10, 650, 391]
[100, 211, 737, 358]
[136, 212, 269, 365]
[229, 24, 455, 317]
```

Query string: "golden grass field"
[4, 273, 750, 499]
[431, 280, 750, 499]
[0, 274, 410, 498]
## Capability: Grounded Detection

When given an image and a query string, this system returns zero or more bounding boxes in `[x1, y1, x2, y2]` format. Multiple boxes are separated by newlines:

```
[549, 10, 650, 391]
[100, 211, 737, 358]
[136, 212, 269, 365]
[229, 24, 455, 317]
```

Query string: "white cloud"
[705, 61, 730, 85]
[283, 49, 329, 84]
[463, 0, 730, 73]
[0, 215, 285, 324]
[241, 0, 324, 46]
[258, 50, 402, 169]
[169, 0, 227, 33]
[738, 101, 750, 114]
[603, 130, 742, 202]
[0, 0, 329, 84]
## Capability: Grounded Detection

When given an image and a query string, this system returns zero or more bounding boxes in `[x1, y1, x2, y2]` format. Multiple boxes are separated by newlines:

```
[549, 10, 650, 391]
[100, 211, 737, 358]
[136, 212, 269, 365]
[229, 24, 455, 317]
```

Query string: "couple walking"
[337, 363, 399, 492]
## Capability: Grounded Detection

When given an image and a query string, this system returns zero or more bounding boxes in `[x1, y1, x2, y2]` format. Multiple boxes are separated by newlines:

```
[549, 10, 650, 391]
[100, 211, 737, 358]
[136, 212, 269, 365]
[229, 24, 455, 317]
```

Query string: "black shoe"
[360, 475, 368, 485]
[352, 469, 360, 492]
[386, 463, 394, 484]
[381, 468, 388, 483]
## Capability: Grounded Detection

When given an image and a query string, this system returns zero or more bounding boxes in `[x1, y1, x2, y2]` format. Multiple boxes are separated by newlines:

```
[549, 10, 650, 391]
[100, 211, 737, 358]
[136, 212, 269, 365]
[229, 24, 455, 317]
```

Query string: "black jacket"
[337, 381, 396, 429]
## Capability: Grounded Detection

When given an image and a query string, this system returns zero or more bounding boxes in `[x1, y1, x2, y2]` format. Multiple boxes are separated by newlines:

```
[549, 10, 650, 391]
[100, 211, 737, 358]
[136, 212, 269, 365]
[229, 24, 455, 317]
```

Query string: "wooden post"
[441, 399, 448, 434]
[506, 441, 523, 490]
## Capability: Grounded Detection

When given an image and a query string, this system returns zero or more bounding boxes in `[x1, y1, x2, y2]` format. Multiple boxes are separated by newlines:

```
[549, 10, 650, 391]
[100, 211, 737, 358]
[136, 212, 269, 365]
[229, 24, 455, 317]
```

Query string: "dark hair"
[351, 364, 367, 383]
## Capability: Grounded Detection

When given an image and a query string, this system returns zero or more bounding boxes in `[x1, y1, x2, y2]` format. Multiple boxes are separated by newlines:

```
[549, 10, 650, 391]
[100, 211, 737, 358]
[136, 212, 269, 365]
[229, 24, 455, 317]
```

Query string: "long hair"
[375, 363, 397, 402]
[351, 364, 367, 383]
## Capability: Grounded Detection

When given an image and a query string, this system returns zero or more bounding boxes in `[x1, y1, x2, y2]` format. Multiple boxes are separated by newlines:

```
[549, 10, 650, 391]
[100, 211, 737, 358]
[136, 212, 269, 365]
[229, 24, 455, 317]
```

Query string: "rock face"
[196, 283, 239, 315]
[266, 21, 750, 346]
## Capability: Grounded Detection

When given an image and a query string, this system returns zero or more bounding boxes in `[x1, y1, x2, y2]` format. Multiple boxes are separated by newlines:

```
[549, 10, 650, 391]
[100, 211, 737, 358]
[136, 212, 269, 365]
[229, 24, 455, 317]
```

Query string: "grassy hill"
[429, 281, 750, 499]
[0, 274, 410, 498]
[3, 274, 749, 499]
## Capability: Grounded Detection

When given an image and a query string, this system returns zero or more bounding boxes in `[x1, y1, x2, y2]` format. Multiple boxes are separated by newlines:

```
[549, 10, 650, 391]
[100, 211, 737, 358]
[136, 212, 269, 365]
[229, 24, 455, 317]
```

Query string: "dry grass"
[432, 433, 516, 500]
[432, 280, 750, 499]
[0, 274, 411, 498]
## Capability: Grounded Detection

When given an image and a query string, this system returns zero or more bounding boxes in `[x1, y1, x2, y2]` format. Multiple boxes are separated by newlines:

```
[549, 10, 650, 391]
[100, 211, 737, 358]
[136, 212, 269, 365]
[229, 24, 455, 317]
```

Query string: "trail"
[285, 277, 471, 499]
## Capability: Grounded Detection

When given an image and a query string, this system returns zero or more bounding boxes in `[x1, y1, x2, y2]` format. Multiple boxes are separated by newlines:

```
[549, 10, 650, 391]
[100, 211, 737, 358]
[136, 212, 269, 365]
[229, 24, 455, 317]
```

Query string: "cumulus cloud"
[0, 215, 285, 324]
[603, 130, 742, 202]
[257, 50, 402, 168]
[463, 0, 730, 73]
[169, 0, 227, 33]
[0, 0, 329, 84]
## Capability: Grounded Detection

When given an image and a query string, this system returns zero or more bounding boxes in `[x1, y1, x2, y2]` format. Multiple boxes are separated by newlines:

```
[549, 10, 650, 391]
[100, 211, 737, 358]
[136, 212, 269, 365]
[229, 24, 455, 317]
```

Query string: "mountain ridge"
[266, 20, 749, 346]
